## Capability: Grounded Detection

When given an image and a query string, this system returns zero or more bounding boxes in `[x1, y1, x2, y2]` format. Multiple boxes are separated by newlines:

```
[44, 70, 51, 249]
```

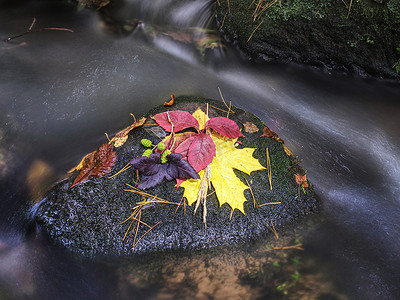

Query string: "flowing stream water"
[1, 0, 400, 299]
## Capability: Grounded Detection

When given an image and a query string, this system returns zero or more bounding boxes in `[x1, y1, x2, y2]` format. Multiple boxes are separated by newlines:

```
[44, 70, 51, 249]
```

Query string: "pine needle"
[131, 211, 141, 245]
[122, 185, 178, 252]
[175, 195, 185, 214]
[229, 209, 234, 220]
[247, 20, 263, 42]
[258, 201, 281, 207]
[149, 128, 163, 141]
[132, 221, 162, 252]
[207, 190, 216, 197]
[125, 184, 172, 203]
[123, 218, 135, 241]
[135, 169, 140, 185]
[347, 0, 353, 18]
[208, 104, 232, 115]
[245, 178, 258, 208]
[221, 11, 227, 28]
[266, 220, 279, 239]
[273, 243, 304, 251]
[217, 87, 235, 117]
[266, 147, 272, 190]
[108, 163, 132, 179]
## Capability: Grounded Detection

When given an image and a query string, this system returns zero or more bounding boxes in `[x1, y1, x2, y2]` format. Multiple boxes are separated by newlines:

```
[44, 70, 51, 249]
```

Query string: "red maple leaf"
[70, 143, 117, 189]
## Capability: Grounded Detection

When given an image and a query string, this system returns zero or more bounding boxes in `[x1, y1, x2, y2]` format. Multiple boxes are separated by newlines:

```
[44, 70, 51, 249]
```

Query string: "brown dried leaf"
[111, 117, 146, 147]
[242, 121, 259, 133]
[260, 125, 284, 143]
[294, 173, 308, 188]
[70, 143, 117, 189]
[164, 94, 175, 106]
[68, 151, 95, 173]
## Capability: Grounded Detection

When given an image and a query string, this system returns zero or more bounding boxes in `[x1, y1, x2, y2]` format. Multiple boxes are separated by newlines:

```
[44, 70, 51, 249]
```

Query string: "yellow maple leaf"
[180, 132, 265, 214]
[192, 107, 209, 130]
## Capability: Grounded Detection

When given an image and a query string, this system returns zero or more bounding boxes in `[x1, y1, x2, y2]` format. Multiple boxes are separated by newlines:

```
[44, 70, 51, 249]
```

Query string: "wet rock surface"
[33, 96, 318, 258]
[216, 0, 400, 80]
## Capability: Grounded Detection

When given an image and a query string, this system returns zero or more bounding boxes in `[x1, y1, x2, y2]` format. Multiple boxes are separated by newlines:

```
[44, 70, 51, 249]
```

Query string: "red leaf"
[152, 110, 199, 133]
[205, 117, 244, 139]
[70, 143, 117, 189]
[163, 132, 197, 152]
[188, 133, 216, 172]
[174, 135, 197, 160]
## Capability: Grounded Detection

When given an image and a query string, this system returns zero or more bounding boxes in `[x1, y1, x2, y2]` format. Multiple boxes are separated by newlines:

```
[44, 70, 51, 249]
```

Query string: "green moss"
[218, 0, 400, 78]
[265, 0, 331, 21]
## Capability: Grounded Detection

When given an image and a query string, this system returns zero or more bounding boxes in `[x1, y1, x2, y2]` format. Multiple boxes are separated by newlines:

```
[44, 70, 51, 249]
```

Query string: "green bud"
[141, 139, 152, 148]
[160, 149, 171, 164]
[157, 142, 166, 151]
[142, 149, 153, 157]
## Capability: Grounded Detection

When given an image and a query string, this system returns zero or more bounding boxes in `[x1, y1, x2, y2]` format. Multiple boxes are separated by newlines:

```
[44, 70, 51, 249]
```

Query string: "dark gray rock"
[33, 96, 318, 258]
[216, 0, 400, 80]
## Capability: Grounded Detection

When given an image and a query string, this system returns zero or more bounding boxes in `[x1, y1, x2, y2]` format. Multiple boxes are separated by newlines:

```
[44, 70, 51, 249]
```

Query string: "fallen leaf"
[294, 173, 308, 188]
[152, 110, 199, 133]
[187, 133, 216, 172]
[242, 121, 259, 133]
[163, 94, 175, 106]
[206, 117, 244, 139]
[130, 153, 199, 189]
[70, 143, 117, 189]
[162, 132, 197, 152]
[111, 117, 146, 147]
[192, 107, 209, 130]
[260, 125, 284, 143]
[175, 133, 216, 172]
[180, 132, 265, 214]
[68, 151, 95, 173]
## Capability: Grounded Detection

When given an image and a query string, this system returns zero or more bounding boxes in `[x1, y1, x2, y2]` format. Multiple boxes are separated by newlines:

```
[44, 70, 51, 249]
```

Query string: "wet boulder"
[33, 96, 318, 258]
[216, 0, 400, 79]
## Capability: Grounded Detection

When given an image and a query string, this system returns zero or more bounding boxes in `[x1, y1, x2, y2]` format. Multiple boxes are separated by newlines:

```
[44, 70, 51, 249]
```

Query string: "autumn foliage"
[70, 143, 117, 189]
[152, 110, 243, 177]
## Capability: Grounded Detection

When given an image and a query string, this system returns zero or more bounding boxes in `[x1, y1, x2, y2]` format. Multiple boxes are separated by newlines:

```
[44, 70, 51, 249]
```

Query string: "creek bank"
[33, 96, 318, 258]
[216, 0, 400, 80]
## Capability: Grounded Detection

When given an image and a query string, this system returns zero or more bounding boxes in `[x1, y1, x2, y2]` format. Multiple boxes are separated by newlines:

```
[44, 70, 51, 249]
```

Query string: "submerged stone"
[33, 96, 319, 258]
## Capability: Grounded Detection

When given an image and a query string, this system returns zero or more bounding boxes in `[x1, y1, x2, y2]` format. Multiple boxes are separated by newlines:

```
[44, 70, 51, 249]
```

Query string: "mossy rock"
[217, 0, 400, 79]
[33, 96, 319, 258]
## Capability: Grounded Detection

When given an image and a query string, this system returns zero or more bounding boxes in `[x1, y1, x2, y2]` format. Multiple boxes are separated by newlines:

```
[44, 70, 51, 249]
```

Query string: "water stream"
[1, 1, 399, 299]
